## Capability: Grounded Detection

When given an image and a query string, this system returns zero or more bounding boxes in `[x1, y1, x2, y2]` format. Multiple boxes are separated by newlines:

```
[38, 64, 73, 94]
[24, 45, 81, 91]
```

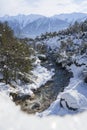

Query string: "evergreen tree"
[0, 22, 33, 84]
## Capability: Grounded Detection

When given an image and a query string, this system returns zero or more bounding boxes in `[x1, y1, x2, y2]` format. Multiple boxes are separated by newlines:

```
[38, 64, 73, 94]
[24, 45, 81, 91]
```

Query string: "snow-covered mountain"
[0, 14, 44, 28]
[0, 14, 44, 38]
[0, 14, 68, 38]
[0, 13, 87, 119]
[0, 13, 87, 38]
[21, 17, 68, 38]
[53, 12, 87, 23]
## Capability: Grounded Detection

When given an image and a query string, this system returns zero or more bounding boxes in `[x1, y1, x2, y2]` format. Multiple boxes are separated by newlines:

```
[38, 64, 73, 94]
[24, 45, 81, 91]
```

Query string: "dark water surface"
[14, 53, 72, 114]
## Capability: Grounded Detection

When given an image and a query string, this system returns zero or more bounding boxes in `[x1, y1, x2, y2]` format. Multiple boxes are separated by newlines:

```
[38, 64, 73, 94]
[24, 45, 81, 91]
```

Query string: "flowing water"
[12, 53, 72, 114]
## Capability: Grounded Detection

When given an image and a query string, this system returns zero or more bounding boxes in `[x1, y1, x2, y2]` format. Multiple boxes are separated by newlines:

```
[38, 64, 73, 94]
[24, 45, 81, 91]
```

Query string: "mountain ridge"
[0, 12, 87, 38]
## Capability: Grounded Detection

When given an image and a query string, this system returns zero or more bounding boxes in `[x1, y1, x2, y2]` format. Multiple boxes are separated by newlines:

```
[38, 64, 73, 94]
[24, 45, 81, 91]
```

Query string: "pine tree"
[0, 22, 33, 84]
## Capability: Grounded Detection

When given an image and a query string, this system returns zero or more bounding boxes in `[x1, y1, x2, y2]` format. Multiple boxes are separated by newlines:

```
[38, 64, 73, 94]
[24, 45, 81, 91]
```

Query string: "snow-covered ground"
[1, 14, 87, 130]
[0, 93, 87, 130]
[0, 31, 87, 118]
[0, 57, 54, 97]
[37, 32, 87, 116]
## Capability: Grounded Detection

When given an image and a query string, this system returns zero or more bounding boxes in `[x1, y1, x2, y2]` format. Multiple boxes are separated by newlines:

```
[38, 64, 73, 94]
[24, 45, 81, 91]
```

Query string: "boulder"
[38, 54, 47, 61]
[59, 90, 87, 111]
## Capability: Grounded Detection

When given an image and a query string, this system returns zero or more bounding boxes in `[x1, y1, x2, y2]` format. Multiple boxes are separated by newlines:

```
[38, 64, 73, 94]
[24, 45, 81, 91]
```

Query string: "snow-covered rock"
[37, 54, 47, 61]
[60, 90, 87, 111]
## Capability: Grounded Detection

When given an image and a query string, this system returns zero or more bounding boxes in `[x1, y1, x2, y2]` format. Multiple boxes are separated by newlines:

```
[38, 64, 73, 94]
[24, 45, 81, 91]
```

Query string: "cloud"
[0, 0, 25, 16]
[0, 0, 87, 16]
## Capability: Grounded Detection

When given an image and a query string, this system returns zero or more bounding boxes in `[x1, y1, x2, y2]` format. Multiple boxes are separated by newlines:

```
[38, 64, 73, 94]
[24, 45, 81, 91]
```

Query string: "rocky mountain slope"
[0, 13, 87, 38]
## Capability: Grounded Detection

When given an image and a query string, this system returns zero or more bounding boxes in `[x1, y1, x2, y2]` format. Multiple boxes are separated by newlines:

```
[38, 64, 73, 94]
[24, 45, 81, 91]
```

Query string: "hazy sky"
[0, 0, 87, 16]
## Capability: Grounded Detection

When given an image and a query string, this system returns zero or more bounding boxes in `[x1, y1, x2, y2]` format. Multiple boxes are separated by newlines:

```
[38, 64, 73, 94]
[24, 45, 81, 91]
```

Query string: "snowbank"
[0, 93, 87, 130]
[27, 65, 54, 90]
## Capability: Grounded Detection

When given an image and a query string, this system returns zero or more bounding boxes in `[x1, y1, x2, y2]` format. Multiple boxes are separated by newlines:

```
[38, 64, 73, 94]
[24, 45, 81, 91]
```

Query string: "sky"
[0, 0, 87, 16]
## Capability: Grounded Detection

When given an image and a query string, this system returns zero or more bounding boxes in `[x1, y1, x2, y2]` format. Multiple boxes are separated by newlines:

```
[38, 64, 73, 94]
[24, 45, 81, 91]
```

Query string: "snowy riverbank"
[0, 93, 87, 130]
[0, 57, 54, 97]
[37, 44, 87, 116]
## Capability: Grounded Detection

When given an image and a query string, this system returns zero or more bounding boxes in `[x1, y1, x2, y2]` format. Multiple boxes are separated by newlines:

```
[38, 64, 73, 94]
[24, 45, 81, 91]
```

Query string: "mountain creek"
[11, 52, 72, 114]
